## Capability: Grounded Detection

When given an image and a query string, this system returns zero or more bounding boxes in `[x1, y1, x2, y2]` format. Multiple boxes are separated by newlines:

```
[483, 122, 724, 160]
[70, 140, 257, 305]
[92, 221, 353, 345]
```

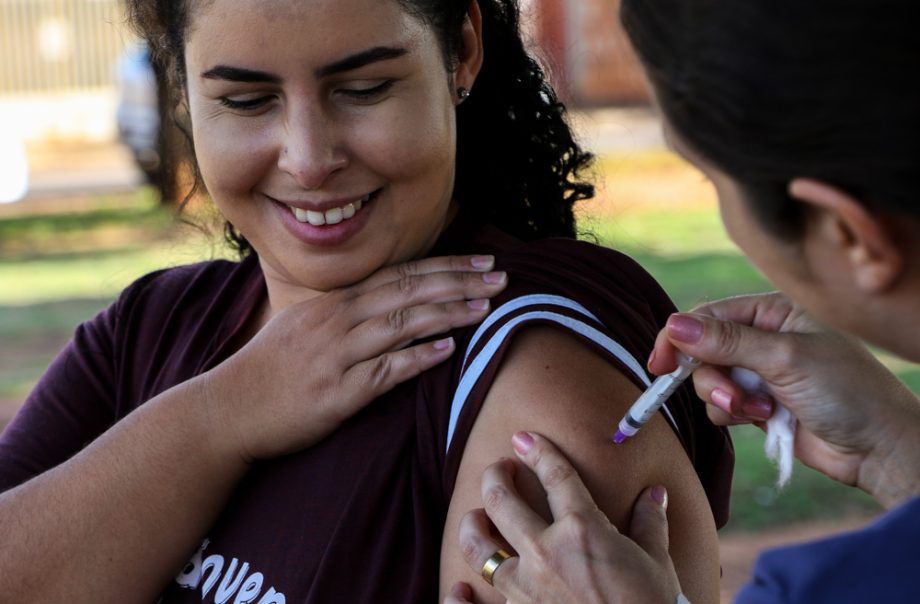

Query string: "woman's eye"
[219, 96, 272, 111]
[339, 80, 394, 100]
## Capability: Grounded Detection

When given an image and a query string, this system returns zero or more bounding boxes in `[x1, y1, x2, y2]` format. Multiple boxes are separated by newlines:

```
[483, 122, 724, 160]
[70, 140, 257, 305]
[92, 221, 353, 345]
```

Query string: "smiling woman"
[184, 0, 461, 299]
[0, 0, 732, 602]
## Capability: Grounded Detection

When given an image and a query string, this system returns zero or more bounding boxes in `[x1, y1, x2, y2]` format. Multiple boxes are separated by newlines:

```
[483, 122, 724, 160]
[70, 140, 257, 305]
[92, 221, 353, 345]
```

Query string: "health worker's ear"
[789, 178, 904, 293]
[453, 0, 484, 101]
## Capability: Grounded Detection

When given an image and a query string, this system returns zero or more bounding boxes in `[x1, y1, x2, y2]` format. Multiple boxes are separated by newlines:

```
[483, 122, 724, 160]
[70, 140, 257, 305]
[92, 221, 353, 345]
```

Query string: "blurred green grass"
[0, 190, 230, 402]
[0, 152, 899, 530]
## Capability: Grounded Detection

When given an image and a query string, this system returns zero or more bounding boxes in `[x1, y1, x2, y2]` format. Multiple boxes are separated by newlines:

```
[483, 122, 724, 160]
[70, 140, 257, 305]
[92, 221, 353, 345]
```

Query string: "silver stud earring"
[457, 87, 470, 103]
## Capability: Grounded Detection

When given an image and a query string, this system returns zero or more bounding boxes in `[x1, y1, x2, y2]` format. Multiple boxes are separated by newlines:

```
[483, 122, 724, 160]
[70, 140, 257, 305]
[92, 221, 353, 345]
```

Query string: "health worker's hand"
[446, 432, 682, 604]
[202, 254, 507, 462]
[649, 292, 920, 508]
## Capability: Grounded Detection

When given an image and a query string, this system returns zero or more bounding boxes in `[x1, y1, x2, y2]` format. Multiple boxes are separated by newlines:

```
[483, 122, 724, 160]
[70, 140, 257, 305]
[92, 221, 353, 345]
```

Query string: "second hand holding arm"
[446, 431, 682, 604]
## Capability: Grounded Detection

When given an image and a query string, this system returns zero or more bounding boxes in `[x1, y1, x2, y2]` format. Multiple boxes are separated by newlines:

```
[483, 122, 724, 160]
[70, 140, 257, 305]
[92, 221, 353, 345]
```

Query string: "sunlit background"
[1, 2, 902, 601]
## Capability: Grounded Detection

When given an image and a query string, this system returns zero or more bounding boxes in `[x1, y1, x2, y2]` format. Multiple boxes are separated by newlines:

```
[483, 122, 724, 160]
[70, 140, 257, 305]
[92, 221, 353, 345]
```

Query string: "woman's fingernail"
[471, 255, 494, 270]
[711, 388, 733, 413]
[482, 271, 506, 285]
[667, 314, 704, 343]
[433, 337, 454, 351]
[650, 485, 668, 508]
[742, 394, 774, 420]
[467, 298, 490, 311]
[511, 431, 534, 456]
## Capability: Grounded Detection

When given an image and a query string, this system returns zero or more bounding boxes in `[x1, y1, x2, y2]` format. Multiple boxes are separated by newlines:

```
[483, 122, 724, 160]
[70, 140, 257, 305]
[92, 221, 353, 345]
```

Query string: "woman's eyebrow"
[315, 46, 408, 78]
[202, 66, 282, 83]
[200, 46, 408, 83]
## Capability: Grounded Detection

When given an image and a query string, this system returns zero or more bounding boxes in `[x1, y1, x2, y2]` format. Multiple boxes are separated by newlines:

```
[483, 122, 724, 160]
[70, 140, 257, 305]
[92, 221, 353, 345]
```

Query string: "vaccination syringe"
[613, 353, 701, 444]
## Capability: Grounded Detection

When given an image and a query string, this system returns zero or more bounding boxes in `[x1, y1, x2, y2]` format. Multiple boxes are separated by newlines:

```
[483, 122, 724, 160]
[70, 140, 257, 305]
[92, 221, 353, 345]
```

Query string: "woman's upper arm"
[439, 325, 721, 604]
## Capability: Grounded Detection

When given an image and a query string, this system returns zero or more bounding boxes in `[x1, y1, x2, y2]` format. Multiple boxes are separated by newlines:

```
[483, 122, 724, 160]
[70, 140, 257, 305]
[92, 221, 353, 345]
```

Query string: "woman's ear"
[453, 1, 484, 100]
[789, 178, 904, 293]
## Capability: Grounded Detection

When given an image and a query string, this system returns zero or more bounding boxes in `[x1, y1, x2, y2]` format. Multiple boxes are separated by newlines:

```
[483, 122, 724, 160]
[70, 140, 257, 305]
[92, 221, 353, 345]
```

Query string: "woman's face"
[663, 123, 832, 318]
[184, 0, 468, 305]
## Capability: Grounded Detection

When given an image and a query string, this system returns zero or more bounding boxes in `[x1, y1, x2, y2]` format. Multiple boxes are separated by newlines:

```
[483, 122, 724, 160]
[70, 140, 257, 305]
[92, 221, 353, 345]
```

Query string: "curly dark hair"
[127, 0, 594, 253]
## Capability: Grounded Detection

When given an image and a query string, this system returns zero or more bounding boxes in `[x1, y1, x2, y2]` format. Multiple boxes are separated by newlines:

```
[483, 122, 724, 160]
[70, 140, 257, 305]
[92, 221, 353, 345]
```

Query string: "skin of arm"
[440, 326, 721, 604]
[0, 375, 248, 603]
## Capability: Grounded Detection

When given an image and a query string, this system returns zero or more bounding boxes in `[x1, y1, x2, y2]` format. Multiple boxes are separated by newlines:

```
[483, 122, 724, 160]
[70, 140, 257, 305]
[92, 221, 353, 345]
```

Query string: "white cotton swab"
[730, 367, 796, 488]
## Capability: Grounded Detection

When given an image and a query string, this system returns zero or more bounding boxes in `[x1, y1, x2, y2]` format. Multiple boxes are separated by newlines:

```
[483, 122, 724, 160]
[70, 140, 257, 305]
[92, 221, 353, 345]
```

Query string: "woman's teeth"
[290, 195, 367, 226]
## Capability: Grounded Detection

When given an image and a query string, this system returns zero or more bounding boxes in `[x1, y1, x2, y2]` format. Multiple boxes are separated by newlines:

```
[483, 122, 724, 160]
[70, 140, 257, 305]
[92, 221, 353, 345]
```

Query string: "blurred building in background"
[0, 0, 130, 143]
[524, 0, 650, 105]
[0, 0, 182, 200]
[0, 0, 648, 144]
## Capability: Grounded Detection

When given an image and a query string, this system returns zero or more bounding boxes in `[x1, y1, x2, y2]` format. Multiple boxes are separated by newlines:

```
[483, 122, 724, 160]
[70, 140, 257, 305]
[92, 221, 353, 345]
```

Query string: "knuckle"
[714, 319, 743, 357]
[552, 512, 601, 561]
[430, 301, 452, 320]
[541, 461, 575, 490]
[529, 542, 557, 580]
[396, 260, 419, 280]
[562, 511, 593, 543]
[397, 274, 420, 295]
[563, 510, 591, 538]
[461, 270, 481, 288]
[459, 534, 482, 566]
[408, 343, 430, 365]
[368, 354, 393, 388]
[482, 484, 507, 512]
[437, 302, 468, 329]
[385, 307, 411, 333]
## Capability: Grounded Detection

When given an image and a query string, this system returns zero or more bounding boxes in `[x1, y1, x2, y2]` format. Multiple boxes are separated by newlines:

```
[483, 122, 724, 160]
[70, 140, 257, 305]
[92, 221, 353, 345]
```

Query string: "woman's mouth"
[287, 192, 374, 226]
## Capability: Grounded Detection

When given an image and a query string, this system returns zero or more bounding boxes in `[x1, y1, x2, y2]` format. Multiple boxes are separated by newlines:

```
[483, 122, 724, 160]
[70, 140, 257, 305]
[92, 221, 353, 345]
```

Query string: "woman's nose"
[277, 109, 348, 189]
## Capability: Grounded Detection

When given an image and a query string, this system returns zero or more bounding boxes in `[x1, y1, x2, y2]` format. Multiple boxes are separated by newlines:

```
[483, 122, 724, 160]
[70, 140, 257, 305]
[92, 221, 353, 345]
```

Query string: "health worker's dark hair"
[621, 0, 919, 240]
[127, 0, 594, 253]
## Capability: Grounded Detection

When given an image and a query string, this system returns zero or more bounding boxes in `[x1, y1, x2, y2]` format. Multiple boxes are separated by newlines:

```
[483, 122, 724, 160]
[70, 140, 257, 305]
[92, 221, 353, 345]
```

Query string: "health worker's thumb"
[628, 486, 671, 564]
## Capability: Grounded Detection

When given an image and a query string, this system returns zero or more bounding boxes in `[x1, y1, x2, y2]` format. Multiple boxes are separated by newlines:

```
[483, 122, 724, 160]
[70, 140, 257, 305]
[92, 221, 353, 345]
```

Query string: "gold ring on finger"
[480, 549, 514, 586]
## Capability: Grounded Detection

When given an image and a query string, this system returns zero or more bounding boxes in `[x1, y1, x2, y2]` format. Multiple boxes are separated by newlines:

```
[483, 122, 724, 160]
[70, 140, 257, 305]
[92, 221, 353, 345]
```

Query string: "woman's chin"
[254, 258, 368, 305]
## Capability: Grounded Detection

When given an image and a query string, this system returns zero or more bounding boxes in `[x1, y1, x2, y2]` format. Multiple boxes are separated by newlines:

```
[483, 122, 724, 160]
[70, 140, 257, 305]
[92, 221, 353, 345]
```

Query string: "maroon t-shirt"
[0, 218, 732, 602]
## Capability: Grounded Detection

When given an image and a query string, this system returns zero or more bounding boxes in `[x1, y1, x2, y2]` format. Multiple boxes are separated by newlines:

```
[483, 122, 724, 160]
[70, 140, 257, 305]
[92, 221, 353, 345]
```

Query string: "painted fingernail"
[667, 314, 704, 344]
[470, 255, 494, 270]
[711, 388, 733, 413]
[511, 431, 534, 455]
[433, 337, 455, 351]
[742, 394, 774, 420]
[467, 298, 490, 311]
[646, 347, 658, 370]
[651, 485, 668, 508]
[482, 271, 506, 285]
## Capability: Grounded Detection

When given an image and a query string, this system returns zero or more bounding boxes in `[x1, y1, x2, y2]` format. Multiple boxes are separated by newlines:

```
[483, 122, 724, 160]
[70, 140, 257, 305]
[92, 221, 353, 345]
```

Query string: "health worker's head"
[621, 0, 920, 358]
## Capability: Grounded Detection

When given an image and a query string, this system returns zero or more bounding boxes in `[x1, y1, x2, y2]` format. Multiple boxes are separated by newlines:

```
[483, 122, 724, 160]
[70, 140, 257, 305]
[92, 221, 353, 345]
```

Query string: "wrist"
[857, 402, 920, 508]
[181, 371, 254, 470]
